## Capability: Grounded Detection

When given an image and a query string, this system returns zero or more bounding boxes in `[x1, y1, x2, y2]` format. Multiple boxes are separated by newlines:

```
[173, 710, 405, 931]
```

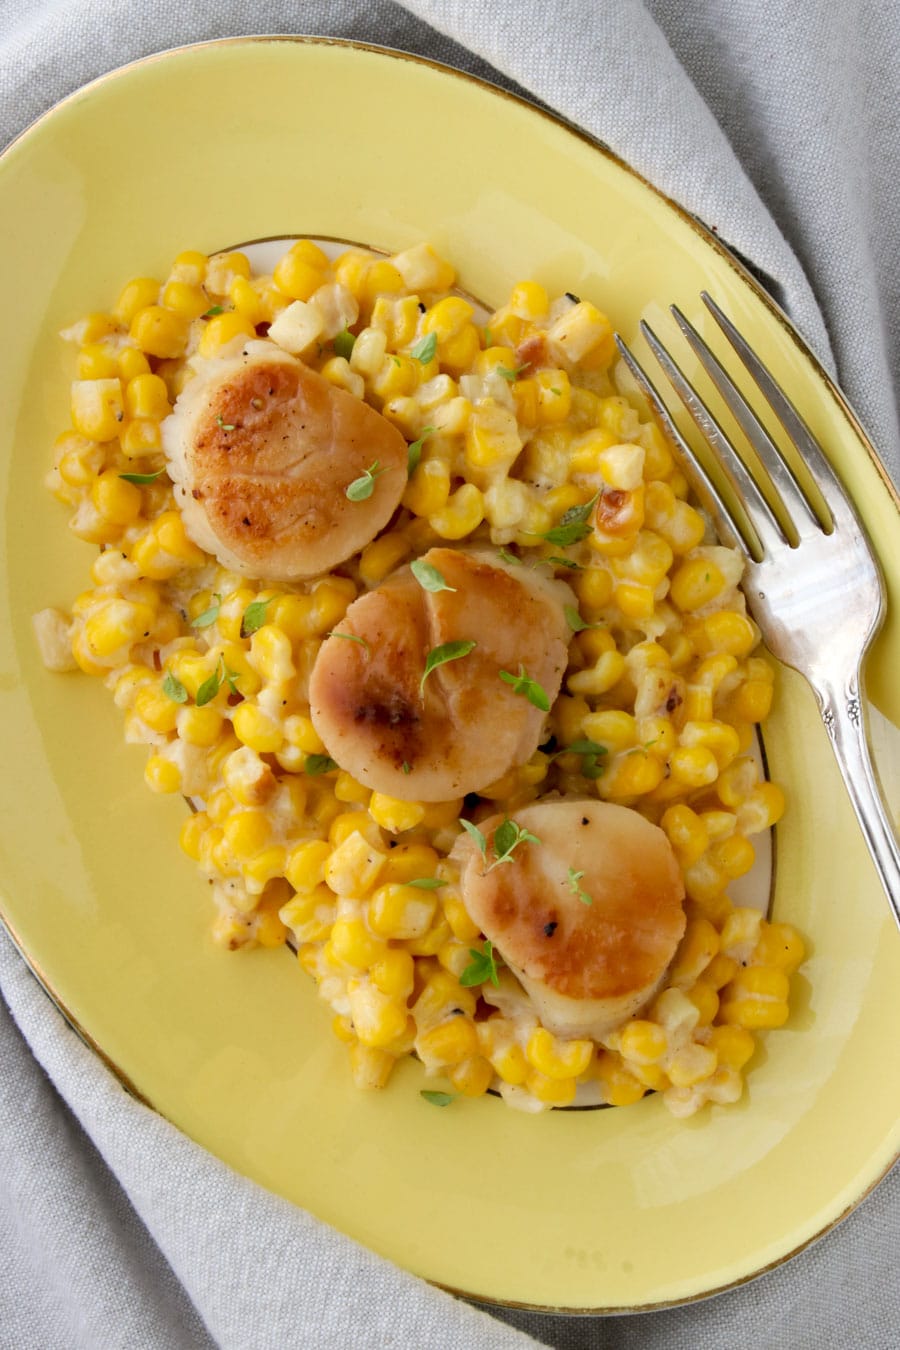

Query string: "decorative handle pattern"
[819, 676, 900, 929]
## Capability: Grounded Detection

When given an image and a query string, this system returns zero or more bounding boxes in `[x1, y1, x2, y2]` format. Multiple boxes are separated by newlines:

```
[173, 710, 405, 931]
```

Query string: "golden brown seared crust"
[308, 547, 572, 802]
[171, 351, 408, 580]
[454, 800, 685, 1019]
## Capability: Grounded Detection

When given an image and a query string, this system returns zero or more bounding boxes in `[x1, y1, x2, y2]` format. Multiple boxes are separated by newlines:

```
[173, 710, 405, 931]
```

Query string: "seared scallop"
[308, 548, 573, 801]
[453, 799, 686, 1039]
[162, 343, 408, 580]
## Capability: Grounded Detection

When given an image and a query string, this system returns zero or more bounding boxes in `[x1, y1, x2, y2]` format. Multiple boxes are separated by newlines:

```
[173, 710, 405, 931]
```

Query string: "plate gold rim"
[1, 32, 898, 1316]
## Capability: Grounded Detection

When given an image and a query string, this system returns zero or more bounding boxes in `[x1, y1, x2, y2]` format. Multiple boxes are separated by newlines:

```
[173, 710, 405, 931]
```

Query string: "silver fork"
[615, 294, 900, 930]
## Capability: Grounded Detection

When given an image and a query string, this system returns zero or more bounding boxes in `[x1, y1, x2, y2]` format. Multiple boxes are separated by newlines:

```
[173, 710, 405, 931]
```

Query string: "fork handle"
[819, 676, 900, 929]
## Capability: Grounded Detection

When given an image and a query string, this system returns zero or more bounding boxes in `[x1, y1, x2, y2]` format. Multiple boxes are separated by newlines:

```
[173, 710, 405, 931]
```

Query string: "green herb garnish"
[410, 559, 456, 594]
[555, 738, 608, 779]
[241, 595, 278, 637]
[498, 665, 550, 712]
[305, 754, 338, 776]
[345, 460, 386, 502]
[420, 639, 476, 692]
[410, 332, 438, 363]
[216, 415, 236, 432]
[406, 425, 436, 476]
[482, 326, 493, 347]
[567, 867, 593, 906]
[192, 594, 222, 629]
[195, 657, 236, 707]
[406, 878, 447, 890]
[497, 547, 520, 565]
[327, 630, 370, 654]
[161, 670, 188, 704]
[460, 940, 500, 988]
[458, 816, 541, 873]
[118, 468, 165, 485]
[546, 555, 584, 571]
[203, 305, 224, 317]
[564, 604, 601, 633]
[420, 1090, 455, 1107]
[333, 328, 356, 360]
[539, 493, 600, 547]
[496, 362, 530, 382]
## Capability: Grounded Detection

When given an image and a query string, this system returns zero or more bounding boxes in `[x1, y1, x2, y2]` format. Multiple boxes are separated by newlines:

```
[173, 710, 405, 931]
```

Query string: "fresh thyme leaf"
[564, 604, 601, 633]
[498, 664, 550, 712]
[458, 818, 487, 862]
[489, 817, 541, 870]
[305, 754, 338, 776]
[567, 866, 593, 906]
[327, 630, 371, 654]
[216, 415, 236, 431]
[410, 331, 438, 363]
[345, 460, 386, 502]
[546, 555, 584, 571]
[420, 639, 476, 691]
[420, 1090, 455, 1107]
[554, 737, 608, 779]
[195, 659, 224, 707]
[410, 559, 456, 594]
[459, 939, 500, 988]
[406, 877, 447, 890]
[333, 327, 356, 359]
[493, 818, 518, 858]
[406, 425, 436, 476]
[192, 593, 222, 629]
[401, 761, 412, 775]
[161, 670, 188, 704]
[482, 326, 493, 347]
[539, 492, 600, 546]
[496, 362, 530, 382]
[497, 547, 520, 565]
[241, 595, 278, 637]
[118, 468, 165, 485]
[203, 305, 224, 317]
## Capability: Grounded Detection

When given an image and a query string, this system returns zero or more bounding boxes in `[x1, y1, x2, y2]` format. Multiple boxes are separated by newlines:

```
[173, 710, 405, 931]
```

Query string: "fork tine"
[670, 304, 823, 540]
[701, 292, 852, 530]
[638, 319, 787, 557]
[614, 335, 743, 551]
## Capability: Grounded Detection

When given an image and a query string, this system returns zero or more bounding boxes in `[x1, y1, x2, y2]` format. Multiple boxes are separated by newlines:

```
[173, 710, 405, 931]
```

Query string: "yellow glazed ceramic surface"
[1, 38, 899, 1311]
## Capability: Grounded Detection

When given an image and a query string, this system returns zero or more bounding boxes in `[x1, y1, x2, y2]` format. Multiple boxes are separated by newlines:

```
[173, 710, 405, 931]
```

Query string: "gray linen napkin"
[1, 3, 898, 1348]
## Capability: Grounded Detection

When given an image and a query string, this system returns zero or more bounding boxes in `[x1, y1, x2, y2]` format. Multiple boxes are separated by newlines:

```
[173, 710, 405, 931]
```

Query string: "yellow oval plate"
[1, 37, 899, 1313]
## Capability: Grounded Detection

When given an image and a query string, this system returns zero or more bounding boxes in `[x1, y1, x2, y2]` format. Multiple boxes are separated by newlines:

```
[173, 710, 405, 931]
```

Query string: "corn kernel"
[368, 883, 436, 939]
[113, 277, 160, 324]
[178, 810, 209, 861]
[619, 1019, 668, 1064]
[667, 1042, 718, 1088]
[91, 470, 142, 525]
[129, 306, 189, 359]
[347, 980, 409, 1048]
[71, 378, 124, 442]
[593, 1053, 646, 1107]
[285, 839, 331, 892]
[324, 831, 386, 896]
[349, 1044, 395, 1090]
[370, 948, 415, 1000]
[429, 483, 484, 539]
[144, 753, 181, 794]
[223, 808, 271, 860]
[368, 793, 426, 835]
[418, 1016, 480, 1067]
[232, 703, 283, 754]
[198, 311, 256, 357]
